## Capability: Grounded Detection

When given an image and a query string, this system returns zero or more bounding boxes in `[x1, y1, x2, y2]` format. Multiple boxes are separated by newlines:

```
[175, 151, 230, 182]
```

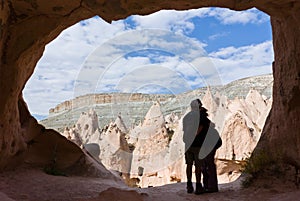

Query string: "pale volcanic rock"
[127, 123, 142, 145]
[129, 102, 170, 187]
[245, 89, 268, 120]
[132, 101, 169, 155]
[62, 110, 132, 179]
[216, 159, 242, 183]
[58, 89, 272, 187]
[98, 116, 132, 176]
[226, 90, 271, 140]
[216, 112, 257, 161]
[202, 87, 218, 117]
[164, 112, 179, 130]
[127, 101, 167, 146]
[209, 94, 230, 133]
[115, 114, 129, 134]
[166, 114, 186, 182]
[164, 89, 272, 185]
[142, 101, 165, 128]
[257, 98, 272, 129]
[63, 109, 101, 146]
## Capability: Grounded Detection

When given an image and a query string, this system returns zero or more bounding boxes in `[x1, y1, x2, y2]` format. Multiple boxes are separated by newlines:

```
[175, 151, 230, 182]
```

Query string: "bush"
[240, 151, 277, 188]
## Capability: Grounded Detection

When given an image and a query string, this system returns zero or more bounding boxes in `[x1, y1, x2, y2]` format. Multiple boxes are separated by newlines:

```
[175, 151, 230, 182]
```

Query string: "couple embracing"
[183, 99, 222, 195]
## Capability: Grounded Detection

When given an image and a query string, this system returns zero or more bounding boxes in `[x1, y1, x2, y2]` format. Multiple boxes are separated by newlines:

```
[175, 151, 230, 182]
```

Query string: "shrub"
[240, 151, 277, 188]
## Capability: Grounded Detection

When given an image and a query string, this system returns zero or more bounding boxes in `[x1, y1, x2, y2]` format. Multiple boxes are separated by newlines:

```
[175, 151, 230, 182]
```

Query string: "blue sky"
[23, 7, 273, 119]
[189, 16, 271, 52]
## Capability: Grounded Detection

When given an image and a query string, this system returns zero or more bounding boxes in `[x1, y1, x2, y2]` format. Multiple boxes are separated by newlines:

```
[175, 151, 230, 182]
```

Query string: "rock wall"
[256, 5, 300, 168]
[41, 74, 273, 134]
[49, 93, 174, 115]
[0, 0, 299, 177]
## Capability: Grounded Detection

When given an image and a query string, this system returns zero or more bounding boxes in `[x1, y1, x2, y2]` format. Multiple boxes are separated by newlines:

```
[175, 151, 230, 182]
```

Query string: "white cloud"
[131, 9, 208, 34]
[208, 32, 229, 40]
[23, 17, 127, 115]
[209, 41, 273, 65]
[23, 9, 272, 117]
[209, 40, 274, 83]
[73, 29, 209, 98]
[207, 8, 269, 25]
[131, 8, 269, 33]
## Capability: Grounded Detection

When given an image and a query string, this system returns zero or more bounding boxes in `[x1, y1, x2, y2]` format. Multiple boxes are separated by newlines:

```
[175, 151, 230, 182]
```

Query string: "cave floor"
[0, 167, 299, 201]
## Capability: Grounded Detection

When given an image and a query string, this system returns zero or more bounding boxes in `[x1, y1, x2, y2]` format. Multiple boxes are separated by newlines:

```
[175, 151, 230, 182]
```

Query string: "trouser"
[185, 147, 203, 183]
[202, 149, 218, 190]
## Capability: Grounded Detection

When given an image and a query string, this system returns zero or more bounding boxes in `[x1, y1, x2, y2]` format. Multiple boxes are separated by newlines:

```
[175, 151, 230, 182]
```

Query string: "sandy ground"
[0, 166, 299, 201]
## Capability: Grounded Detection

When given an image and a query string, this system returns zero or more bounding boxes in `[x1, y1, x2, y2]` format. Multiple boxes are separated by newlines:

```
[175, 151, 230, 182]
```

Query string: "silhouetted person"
[183, 99, 210, 194]
[200, 122, 222, 193]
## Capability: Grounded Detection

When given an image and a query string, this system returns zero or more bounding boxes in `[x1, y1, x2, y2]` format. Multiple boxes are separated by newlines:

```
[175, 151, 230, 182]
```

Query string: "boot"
[195, 183, 205, 195]
[186, 181, 194, 194]
[205, 187, 219, 193]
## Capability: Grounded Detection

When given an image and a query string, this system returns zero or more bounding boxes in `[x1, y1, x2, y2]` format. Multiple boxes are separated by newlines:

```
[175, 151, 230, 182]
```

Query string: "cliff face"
[41, 74, 273, 132]
[0, 0, 299, 178]
[49, 93, 175, 115]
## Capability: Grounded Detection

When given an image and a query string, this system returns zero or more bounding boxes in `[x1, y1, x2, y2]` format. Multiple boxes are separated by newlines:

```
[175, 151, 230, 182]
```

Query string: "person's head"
[190, 99, 202, 111]
[196, 99, 202, 108]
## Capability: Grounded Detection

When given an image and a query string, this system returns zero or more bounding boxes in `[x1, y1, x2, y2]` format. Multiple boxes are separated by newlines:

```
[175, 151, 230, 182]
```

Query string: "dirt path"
[0, 167, 299, 201]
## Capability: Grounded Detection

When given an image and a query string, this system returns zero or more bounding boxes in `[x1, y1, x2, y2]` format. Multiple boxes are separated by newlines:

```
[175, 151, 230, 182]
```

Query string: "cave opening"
[2, 0, 300, 200]
[22, 7, 274, 188]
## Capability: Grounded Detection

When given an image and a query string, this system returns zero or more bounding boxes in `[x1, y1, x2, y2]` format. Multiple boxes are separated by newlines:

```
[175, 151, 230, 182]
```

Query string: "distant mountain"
[40, 74, 273, 132]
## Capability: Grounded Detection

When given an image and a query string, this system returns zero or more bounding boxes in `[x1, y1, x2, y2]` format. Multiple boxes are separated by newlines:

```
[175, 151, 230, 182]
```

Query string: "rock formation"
[98, 115, 132, 176]
[62, 109, 101, 146]
[63, 110, 132, 178]
[60, 89, 271, 187]
[167, 89, 272, 184]
[202, 87, 218, 117]
[129, 101, 171, 187]
[49, 93, 174, 115]
[41, 74, 273, 132]
[0, 0, 299, 190]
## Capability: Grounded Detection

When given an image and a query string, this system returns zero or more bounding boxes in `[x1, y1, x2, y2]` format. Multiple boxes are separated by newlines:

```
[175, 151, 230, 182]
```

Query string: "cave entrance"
[23, 7, 273, 188]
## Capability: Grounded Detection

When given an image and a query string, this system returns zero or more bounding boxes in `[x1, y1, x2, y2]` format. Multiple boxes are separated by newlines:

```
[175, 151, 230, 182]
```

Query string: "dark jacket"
[191, 107, 210, 147]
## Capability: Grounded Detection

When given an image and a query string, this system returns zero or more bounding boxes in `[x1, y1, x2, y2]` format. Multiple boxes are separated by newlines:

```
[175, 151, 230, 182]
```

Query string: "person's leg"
[195, 149, 205, 195]
[186, 164, 193, 182]
[206, 150, 218, 192]
[185, 150, 194, 193]
[195, 165, 202, 184]
[202, 161, 209, 190]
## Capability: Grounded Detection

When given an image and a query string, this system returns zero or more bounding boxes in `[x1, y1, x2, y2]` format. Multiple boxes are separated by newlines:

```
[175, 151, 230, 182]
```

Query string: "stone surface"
[0, 0, 299, 185]
[24, 128, 84, 170]
[41, 74, 273, 133]
[128, 102, 170, 187]
[63, 89, 271, 187]
[62, 109, 101, 146]
[87, 187, 145, 201]
[62, 110, 132, 177]
[98, 117, 132, 176]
